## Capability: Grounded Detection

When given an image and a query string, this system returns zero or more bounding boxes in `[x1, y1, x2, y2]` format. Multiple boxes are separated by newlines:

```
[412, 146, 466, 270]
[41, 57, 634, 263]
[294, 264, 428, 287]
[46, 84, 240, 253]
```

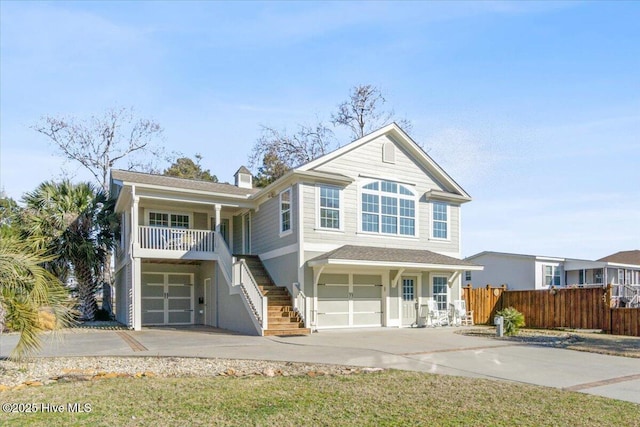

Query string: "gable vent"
[382, 141, 396, 164]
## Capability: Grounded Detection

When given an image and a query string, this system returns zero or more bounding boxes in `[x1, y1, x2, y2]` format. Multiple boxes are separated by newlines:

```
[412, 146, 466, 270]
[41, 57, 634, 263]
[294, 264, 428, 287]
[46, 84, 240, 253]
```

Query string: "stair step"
[267, 295, 293, 301]
[268, 316, 302, 324]
[265, 322, 305, 328]
[236, 255, 307, 337]
[263, 328, 311, 337]
[268, 306, 294, 313]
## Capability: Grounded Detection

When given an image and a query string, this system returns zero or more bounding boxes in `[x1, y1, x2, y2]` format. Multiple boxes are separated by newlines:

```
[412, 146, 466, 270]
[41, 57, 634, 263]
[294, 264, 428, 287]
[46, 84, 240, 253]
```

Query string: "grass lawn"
[1, 370, 638, 426]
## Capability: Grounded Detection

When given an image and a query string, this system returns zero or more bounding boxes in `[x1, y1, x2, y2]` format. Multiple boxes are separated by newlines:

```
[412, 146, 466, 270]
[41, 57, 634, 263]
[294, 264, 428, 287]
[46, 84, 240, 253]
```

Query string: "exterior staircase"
[234, 255, 310, 336]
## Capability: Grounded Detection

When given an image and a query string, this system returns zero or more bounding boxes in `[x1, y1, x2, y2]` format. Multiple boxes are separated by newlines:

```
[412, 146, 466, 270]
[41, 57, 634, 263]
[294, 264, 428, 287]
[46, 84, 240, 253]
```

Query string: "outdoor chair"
[452, 299, 474, 326]
[426, 298, 448, 327]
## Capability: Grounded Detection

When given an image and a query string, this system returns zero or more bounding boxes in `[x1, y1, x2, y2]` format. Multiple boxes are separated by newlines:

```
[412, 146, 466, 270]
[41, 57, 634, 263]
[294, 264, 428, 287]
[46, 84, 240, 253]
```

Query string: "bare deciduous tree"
[32, 106, 167, 317]
[249, 122, 336, 186]
[331, 84, 412, 140]
[32, 107, 166, 191]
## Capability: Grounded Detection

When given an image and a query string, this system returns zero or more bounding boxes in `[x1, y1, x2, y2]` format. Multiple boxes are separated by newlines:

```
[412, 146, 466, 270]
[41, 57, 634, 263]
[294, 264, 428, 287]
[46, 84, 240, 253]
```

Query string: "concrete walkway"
[1, 326, 639, 404]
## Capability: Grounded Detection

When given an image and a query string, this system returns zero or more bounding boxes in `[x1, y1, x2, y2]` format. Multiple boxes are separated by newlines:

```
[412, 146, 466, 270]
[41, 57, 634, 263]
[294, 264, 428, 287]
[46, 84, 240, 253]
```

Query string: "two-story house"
[111, 123, 481, 336]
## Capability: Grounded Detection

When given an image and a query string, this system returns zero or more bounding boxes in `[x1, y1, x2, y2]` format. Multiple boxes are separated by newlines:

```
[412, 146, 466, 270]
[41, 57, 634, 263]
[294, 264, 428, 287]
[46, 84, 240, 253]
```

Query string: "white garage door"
[317, 274, 382, 328]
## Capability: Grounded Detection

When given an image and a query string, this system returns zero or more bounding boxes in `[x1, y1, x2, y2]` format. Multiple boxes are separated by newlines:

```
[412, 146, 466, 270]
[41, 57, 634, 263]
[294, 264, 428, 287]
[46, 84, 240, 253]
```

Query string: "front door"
[401, 278, 417, 326]
[142, 273, 194, 325]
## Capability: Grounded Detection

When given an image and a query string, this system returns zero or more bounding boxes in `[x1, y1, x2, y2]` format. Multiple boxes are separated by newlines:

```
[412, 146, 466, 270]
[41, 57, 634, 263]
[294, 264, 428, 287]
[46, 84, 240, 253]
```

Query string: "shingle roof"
[309, 245, 478, 267]
[235, 166, 252, 175]
[597, 250, 640, 265]
[111, 169, 260, 197]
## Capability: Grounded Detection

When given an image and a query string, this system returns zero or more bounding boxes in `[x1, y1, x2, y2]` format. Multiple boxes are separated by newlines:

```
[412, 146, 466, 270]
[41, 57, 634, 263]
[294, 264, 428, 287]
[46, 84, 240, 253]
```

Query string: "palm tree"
[22, 181, 112, 321]
[0, 236, 74, 360]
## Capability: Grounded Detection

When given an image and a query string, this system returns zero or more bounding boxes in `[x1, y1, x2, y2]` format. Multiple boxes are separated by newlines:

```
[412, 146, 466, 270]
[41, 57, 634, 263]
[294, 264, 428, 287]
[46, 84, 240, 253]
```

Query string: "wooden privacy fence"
[462, 285, 506, 325]
[610, 308, 639, 337]
[463, 284, 639, 337]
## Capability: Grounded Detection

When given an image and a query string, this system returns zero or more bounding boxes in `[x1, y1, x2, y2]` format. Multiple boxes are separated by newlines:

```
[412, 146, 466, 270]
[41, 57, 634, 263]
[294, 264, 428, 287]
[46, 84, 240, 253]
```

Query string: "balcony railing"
[138, 226, 215, 252]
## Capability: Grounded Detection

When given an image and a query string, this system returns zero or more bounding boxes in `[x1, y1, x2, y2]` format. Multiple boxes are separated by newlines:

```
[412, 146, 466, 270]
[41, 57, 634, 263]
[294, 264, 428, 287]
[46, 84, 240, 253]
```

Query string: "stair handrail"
[292, 282, 307, 326]
[234, 258, 268, 330]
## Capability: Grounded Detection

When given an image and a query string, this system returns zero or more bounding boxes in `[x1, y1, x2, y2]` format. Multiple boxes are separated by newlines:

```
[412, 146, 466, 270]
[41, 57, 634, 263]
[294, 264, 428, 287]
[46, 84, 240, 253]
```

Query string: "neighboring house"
[111, 123, 482, 336]
[463, 251, 640, 306]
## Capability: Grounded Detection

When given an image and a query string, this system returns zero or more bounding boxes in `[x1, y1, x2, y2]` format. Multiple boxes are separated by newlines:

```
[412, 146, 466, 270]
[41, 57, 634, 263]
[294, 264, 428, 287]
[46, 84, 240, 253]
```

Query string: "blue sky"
[1, 1, 638, 260]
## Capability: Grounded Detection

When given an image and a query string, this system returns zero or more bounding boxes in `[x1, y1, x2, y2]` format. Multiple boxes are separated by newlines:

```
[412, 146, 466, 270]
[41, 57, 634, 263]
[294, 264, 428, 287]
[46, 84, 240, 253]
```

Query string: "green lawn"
[1, 371, 638, 426]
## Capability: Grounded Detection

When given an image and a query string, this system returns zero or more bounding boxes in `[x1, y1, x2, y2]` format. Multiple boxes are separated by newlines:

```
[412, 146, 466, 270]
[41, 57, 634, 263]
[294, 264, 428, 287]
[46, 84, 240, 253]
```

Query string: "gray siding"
[216, 263, 261, 335]
[302, 135, 461, 255]
[252, 185, 298, 255]
[194, 212, 208, 230]
[262, 252, 299, 294]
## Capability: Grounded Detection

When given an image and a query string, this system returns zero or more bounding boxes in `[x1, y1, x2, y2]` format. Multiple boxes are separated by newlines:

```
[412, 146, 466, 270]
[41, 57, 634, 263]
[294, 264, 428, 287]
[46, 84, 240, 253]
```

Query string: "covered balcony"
[135, 226, 219, 260]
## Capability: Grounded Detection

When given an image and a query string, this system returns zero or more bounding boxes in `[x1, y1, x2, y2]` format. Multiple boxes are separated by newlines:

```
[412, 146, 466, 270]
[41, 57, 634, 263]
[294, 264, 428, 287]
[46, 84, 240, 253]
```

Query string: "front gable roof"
[296, 123, 471, 201]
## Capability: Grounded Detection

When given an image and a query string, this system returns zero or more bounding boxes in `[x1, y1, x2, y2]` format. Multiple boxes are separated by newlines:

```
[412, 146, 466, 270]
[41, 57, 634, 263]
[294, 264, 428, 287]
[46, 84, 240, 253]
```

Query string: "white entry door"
[401, 278, 417, 326]
[142, 273, 194, 325]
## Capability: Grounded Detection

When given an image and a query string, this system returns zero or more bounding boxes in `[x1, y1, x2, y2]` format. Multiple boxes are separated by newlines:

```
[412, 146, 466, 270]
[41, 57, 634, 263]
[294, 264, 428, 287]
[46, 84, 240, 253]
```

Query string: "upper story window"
[318, 185, 341, 230]
[280, 188, 292, 235]
[464, 271, 472, 281]
[432, 202, 448, 239]
[149, 212, 189, 229]
[361, 180, 415, 236]
[544, 265, 561, 287]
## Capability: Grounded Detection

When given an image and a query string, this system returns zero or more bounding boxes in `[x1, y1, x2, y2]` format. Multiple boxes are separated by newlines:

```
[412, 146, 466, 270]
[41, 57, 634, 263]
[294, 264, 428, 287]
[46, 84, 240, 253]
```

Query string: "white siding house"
[111, 123, 482, 335]
[464, 251, 640, 306]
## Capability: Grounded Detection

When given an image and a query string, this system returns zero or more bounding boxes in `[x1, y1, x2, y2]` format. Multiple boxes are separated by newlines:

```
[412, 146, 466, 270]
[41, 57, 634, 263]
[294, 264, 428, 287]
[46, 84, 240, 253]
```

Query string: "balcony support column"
[214, 204, 221, 232]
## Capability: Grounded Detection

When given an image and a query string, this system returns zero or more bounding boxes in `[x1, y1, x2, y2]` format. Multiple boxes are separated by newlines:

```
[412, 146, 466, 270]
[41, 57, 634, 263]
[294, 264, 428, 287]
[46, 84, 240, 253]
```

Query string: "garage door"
[142, 273, 194, 325]
[317, 274, 382, 328]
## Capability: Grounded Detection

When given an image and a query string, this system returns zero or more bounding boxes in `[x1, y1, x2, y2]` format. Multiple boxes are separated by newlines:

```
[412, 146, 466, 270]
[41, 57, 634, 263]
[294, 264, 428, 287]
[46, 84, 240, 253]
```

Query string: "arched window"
[361, 180, 415, 236]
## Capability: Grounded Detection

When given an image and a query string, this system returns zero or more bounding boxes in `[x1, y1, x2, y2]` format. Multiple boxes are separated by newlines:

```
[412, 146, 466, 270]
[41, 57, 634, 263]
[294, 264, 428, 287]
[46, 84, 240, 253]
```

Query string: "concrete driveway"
[1, 326, 639, 404]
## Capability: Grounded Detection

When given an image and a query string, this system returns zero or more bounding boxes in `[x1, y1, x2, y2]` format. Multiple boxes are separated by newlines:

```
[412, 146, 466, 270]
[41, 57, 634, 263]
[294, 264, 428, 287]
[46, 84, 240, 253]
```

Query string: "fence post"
[603, 284, 612, 334]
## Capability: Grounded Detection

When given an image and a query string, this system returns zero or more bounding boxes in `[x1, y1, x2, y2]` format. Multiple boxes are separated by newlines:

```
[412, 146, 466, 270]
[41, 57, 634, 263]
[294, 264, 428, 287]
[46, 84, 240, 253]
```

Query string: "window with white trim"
[148, 212, 189, 229]
[433, 276, 448, 311]
[465, 271, 472, 281]
[361, 180, 415, 236]
[432, 202, 448, 239]
[544, 265, 561, 287]
[280, 188, 291, 234]
[318, 186, 341, 230]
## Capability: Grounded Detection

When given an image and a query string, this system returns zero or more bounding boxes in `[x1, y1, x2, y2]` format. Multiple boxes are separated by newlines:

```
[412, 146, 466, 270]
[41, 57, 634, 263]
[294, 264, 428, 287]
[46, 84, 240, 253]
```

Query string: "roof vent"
[234, 166, 253, 189]
[383, 141, 396, 164]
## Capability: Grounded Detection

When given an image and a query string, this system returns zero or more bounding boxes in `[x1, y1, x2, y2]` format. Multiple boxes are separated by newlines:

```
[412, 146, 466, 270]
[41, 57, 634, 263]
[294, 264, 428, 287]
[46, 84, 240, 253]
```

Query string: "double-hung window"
[360, 180, 416, 236]
[148, 212, 189, 229]
[318, 186, 341, 230]
[432, 202, 448, 239]
[280, 188, 291, 234]
[544, 265, 561, 287]
[432, 276, 448, 311]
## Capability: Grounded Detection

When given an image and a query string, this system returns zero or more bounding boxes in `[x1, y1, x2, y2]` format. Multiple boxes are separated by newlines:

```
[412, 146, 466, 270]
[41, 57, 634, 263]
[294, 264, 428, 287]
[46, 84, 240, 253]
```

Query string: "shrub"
[496, 307, 525, 336]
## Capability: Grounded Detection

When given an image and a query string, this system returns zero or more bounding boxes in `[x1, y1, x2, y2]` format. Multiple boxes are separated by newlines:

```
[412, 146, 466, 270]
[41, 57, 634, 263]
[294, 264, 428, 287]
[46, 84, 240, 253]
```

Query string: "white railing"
[215, 232, 233, 285]
[138, 226, 215, 252]
[292, 282, 307, 326]
[234, 259, 268, 330]
[613, 284, 640, 308]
